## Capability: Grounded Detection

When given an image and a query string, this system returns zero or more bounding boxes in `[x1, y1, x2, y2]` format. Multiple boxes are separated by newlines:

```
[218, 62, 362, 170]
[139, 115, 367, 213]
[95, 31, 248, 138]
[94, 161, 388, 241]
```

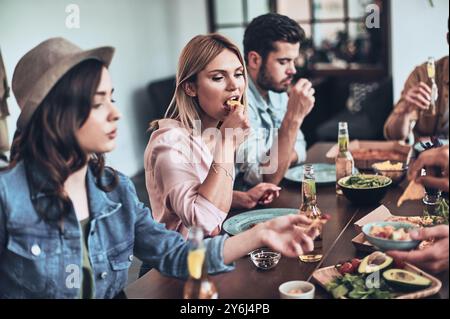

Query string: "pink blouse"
[144, 119, 228, 239]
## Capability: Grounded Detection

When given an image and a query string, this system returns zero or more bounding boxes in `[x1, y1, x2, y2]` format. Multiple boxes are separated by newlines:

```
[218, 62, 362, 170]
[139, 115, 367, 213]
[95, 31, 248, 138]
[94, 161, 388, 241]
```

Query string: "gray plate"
[222, 208, 298, 236]
[285, 163, 336, 184]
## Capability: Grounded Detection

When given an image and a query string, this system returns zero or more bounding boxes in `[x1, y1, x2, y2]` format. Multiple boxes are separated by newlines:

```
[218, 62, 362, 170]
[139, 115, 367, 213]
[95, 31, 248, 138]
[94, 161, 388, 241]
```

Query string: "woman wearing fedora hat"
[0, 37, 319, 299]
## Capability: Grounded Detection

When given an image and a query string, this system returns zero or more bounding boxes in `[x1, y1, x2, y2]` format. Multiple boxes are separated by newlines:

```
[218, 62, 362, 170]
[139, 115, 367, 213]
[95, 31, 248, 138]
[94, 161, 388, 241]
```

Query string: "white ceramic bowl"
[279, 281, 315, 299]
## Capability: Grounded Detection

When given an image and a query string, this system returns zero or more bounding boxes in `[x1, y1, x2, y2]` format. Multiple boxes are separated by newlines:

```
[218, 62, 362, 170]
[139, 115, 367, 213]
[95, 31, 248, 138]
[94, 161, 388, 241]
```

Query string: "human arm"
[384, 66, 432, 141]
[387, 225, 449, 274]
[198, 105, 250, 211]
[134, 177, 317, 276]
[223, 214, 319, 263]
[262, 79, 314, 185]
[231, 183, 281, 209]
[408, 145, 449, 192]
[0, 189, 5, 257]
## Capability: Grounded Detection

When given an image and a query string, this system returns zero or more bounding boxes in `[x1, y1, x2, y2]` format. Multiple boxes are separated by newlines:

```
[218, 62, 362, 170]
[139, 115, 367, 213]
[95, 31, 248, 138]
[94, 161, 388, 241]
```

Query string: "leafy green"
[436, 199, 449, 224]
[326, 273, 395, 299]
[342, 175, 390, 189]
[424, 198, 449, 225]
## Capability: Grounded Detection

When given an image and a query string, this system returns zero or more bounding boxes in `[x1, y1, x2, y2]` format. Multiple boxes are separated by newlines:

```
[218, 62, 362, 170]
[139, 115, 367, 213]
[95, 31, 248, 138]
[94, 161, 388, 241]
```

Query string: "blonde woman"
[144, 34, 281, 240]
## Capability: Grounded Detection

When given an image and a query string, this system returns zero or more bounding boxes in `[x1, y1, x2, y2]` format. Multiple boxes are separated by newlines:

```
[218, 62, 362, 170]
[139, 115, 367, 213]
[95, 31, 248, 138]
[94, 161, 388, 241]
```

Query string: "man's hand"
[387, 225, 449, 274]
[408, 145, 449, 192]
[402, 82, 432, 113]
[286, 79, 315, 121]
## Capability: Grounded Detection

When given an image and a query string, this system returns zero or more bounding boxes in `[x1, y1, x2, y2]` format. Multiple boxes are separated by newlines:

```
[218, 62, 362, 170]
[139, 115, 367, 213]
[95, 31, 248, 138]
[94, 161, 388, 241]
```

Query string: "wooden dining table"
[125, 142, 449, 299]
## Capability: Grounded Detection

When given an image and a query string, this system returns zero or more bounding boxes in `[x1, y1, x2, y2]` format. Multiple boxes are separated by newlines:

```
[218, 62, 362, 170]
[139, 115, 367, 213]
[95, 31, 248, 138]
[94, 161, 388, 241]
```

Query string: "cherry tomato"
[351, 258, 361, 270]
[393, 257, 406, 269]
[338, 262, 353, 275]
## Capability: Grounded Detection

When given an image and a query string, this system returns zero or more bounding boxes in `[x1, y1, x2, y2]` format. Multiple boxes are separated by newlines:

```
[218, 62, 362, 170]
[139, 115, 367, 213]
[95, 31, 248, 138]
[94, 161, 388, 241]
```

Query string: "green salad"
[424, 198, 449, 225]
[340, 175, 391, 189]
[326, 273, 395, 299]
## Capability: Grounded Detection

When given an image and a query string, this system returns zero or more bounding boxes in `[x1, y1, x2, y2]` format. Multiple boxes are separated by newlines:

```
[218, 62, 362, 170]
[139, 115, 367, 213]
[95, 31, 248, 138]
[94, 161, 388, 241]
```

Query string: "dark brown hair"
[8, 59, 118, 222]
[243, 13, 305, 65]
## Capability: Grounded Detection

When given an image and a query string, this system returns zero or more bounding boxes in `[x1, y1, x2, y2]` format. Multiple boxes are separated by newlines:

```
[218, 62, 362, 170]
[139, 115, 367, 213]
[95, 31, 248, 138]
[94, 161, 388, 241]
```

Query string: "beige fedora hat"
[12, 37, 115, 130]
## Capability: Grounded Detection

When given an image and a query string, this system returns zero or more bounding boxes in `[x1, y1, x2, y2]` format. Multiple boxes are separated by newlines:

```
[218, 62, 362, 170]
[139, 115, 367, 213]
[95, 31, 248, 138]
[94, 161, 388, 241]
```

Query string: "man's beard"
[256, 61, 292, 93]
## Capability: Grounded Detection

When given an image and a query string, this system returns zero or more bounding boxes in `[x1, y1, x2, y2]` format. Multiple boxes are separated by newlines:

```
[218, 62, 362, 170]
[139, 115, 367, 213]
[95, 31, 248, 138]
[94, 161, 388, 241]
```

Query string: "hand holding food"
[303, 214, 331, 233]
[408, 145, 449, 193]
[387, 225, 449, 274]
[287, 79, 315, 120]
[220, 100, 250, 148]
[257, 214, 319, 258]
[225, 98, 243, 111]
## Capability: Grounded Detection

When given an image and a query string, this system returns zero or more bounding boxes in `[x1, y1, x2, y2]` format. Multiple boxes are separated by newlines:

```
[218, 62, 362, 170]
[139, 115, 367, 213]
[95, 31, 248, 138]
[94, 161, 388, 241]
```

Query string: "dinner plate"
[222, 208, 298, 236]
[284, 163, 336, 184]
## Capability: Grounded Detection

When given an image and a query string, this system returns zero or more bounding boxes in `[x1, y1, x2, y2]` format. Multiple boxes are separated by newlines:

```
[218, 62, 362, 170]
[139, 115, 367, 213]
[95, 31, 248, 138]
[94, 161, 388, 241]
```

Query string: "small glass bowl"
[250, 248, 281, 270]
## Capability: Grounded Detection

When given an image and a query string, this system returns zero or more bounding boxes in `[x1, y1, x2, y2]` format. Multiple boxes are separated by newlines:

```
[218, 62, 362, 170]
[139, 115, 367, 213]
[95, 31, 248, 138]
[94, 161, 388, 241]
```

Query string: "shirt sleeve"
[293, 129, 307, 164]
[0, 180, 6, 257]
[148, 136, 227, 235]
[235, 103, 267, 186]
[271, 93, 307, 165]
[236, 95, 307, 185]
[129, 178, 235, 279]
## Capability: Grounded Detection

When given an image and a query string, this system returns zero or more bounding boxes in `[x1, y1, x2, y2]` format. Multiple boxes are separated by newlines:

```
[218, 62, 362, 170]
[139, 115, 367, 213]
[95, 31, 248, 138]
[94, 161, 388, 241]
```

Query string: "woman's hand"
[387, 225, 449, 274]
[232, 183, 281, 209]
[223, 214, 320, 264]
[257, 214, 320, 258]
[220, 104, 250, 149]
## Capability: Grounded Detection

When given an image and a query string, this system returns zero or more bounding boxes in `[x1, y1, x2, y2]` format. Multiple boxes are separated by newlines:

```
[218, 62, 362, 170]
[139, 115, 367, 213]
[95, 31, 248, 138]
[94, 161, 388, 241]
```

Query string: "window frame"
[206, 0, 390, 79]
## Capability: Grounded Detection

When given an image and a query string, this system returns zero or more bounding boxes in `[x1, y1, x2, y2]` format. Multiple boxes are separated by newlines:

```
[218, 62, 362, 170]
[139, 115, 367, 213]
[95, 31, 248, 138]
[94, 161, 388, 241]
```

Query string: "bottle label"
[427, 60, 436, 79]
[187, 248, 206, 279]
[338, 136, 349, 152]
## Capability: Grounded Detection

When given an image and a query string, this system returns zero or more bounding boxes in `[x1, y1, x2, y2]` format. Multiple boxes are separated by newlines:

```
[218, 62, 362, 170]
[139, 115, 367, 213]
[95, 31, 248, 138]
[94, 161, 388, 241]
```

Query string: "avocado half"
[383, 269, 432, 291]
[358, 252, 393, 274]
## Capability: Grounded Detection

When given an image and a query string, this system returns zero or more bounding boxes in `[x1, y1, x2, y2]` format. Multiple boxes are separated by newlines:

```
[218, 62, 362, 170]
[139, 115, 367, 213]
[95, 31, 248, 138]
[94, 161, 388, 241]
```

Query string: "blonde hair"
[150, 33, 248, 131]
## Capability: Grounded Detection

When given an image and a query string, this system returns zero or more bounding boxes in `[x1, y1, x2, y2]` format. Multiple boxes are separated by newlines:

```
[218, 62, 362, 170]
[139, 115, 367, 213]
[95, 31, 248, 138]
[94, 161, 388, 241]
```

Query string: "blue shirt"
[0, 162, 234, 298]
[236, 78, 307, 185]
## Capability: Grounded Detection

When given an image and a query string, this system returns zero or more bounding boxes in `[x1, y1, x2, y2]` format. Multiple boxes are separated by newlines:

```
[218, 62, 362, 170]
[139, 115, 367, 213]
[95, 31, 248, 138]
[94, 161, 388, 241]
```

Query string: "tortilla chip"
[226, 99, 242, 109]
[397, 180, 425, 207]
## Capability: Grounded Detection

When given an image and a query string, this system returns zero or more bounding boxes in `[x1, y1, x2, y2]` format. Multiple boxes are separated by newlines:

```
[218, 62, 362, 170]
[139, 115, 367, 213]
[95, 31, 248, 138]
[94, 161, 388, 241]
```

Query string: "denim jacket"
[0, 162, 234, 298]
